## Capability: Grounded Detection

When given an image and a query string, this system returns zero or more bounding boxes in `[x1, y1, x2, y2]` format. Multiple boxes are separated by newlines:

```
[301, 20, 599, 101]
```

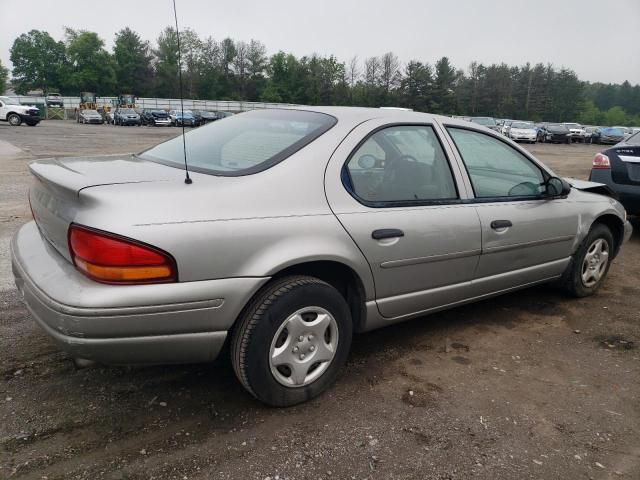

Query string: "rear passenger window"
[345, 126, 458, 204]
[447, 128, 545, 198]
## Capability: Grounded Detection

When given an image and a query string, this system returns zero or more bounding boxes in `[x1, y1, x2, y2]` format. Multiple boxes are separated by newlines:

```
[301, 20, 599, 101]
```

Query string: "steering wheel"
[366, 154, 419, 199]
[384, 154, 418, 179]
[508, 181, 540, 196]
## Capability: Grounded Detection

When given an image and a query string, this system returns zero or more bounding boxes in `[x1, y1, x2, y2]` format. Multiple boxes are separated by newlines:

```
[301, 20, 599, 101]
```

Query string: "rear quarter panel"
[75, 118, 376, 298]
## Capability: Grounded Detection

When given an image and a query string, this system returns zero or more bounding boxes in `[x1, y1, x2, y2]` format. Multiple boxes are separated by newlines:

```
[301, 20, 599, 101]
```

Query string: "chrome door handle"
[372, 229, 405, 240]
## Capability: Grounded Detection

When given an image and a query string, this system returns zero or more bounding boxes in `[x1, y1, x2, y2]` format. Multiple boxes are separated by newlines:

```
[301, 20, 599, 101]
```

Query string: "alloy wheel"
[581, 238, 609, 287]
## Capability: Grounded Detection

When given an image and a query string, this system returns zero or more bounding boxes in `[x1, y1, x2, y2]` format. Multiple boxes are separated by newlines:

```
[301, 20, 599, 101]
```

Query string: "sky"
[1, 0, 639, 85]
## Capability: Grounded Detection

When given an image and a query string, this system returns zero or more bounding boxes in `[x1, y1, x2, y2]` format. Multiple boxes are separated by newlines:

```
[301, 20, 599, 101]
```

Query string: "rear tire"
[560, 224, 614, 297]
[231, 275, 353, 407]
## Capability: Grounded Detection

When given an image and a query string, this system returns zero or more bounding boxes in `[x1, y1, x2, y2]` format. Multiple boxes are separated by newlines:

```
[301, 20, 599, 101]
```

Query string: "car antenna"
[172, 0, 192, 184]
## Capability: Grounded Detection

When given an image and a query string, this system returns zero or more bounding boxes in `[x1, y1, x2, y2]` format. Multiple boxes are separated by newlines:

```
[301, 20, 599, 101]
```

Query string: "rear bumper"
[11, 222, 269, 365]
[589, 169, 640, 215]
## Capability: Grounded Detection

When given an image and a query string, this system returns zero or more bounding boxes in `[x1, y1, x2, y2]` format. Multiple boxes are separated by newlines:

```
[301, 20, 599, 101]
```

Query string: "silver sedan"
[11, 107, 632, 406]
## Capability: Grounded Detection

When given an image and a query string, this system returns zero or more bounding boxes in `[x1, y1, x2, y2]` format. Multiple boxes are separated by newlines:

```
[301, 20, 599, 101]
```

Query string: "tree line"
[5, 28, 640, 125]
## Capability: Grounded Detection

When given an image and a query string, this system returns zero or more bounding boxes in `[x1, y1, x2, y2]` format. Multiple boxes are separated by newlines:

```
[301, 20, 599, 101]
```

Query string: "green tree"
[245, 39, 267, 100]
[9, 30, 66, 94]
[433, 57, 458, 114]
[113, 28, 153, 96]
[577, 100, 602, 125]
[153, 27, 180, 98]
[603, 106, 629, 126]
[399, 61, 433, 112]
[0, 60, 8, 94]
[64, 28, 116, 94]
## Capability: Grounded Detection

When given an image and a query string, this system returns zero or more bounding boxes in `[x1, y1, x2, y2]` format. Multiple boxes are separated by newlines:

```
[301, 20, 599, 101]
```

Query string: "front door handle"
[490, 220, 513, 230]
[372, 228, 405, 240]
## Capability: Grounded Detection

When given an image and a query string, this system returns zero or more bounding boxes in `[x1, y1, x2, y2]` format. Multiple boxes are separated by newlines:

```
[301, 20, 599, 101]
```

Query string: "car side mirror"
[545, 177, 571, 197]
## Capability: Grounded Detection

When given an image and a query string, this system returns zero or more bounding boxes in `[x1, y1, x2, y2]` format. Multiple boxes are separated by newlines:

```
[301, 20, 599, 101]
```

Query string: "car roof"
[281, 106, 459, 126]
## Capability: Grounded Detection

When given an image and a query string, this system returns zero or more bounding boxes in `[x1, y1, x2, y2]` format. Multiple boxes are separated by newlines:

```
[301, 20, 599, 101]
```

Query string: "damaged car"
[12, 108, 632, 406]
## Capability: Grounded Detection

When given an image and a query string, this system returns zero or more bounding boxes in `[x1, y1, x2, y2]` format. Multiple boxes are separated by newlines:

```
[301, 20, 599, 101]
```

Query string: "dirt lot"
[1, 121, 639, 480]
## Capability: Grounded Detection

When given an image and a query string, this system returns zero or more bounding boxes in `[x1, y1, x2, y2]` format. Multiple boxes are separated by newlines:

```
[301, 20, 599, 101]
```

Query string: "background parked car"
[45, 93, 64, 108]
[169, 109, 196, 126]
[192, 110, 218, 126]
[501, 120, 514, 136]
[141, 109, 171, 126]
[612, 126, 633, 139]
[114, 108, 141, 126]
[214, 111, 234, 120]
[507, 121, 537, 143]
[77, 109, 104, 124]
[591, 127, 626, 145]
[562, 123, 587, 143]
[538, 124, 571, 143]
[0, 96, 41, 126]
[469, 116, 502, 133]
[584, 126, 598, 143]
[589, 130, 640, 215]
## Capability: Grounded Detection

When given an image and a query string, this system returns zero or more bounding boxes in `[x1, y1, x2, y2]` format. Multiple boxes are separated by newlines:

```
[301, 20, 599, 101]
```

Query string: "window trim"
[342, 123, 462, 208]
[444, 125, 551, 203]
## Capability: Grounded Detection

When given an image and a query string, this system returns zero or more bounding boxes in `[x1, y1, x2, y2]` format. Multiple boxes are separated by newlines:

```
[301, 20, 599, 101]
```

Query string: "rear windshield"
[603, 128, 624, 135]
[626, 132, 640, 145]
[140, 109, 337, 176]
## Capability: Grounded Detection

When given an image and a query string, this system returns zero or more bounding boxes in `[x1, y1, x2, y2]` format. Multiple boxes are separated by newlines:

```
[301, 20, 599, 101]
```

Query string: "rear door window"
[345, 125, 458, 204]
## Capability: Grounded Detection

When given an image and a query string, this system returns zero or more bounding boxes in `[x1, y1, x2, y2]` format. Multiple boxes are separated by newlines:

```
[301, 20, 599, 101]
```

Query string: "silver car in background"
[508, 121, 537, 143]
[12, 107, 632, 406]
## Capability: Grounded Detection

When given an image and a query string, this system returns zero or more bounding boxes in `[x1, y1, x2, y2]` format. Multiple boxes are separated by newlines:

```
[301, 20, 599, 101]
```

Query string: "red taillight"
[68, 224, 177, 284]
[592, 153, 610, 169]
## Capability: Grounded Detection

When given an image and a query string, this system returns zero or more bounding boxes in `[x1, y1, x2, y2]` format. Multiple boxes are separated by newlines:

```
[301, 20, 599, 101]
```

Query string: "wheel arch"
[592, 213, 625, 257]
[270, 260, 368, 333]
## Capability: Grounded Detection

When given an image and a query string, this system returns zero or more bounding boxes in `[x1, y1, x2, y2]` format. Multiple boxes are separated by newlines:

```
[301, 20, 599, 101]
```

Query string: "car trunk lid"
[29, 154, 185, 260]
[609, 145, 640, 186]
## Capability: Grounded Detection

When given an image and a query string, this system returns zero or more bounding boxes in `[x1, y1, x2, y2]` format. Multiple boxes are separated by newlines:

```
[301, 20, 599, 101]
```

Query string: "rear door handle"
[490, 220, 512, 230]
[372, 228, 405, 240]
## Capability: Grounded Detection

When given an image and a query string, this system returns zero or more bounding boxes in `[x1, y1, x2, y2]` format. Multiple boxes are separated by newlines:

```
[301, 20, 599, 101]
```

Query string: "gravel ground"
[1, 121, 639, 480]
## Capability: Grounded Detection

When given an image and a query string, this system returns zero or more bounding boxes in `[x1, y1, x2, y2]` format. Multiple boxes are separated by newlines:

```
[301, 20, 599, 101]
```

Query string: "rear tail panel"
[610, 146, 640, 186]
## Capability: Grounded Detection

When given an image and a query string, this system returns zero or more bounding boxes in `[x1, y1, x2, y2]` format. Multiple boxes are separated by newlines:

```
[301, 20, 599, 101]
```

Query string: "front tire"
[8, 114, 23, 126]
[231, 275, 353, 407]
[561, 224, 614, 297]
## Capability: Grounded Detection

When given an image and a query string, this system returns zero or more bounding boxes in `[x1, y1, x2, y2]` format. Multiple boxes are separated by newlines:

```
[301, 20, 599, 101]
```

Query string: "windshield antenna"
[172, 0, 192, 184]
